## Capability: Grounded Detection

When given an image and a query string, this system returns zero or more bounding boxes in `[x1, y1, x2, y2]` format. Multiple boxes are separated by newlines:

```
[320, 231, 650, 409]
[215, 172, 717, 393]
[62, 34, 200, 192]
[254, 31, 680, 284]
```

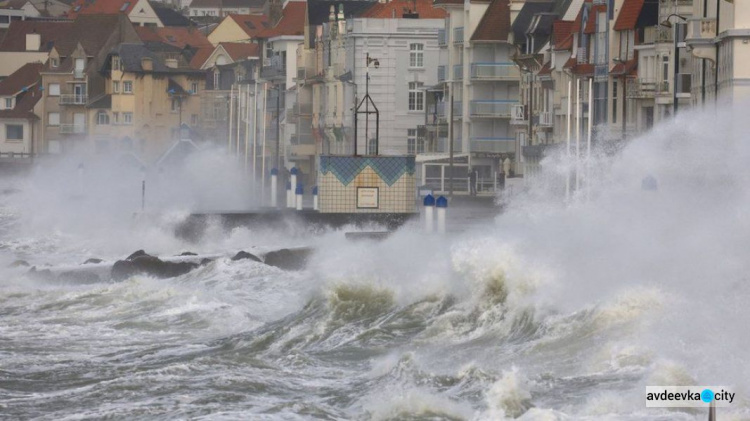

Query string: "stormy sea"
[0, 107, 748, 420]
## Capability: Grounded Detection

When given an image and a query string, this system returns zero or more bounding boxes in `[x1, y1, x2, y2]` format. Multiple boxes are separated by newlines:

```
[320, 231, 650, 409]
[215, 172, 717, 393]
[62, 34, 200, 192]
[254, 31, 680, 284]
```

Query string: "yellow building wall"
[208, 19, 250, 45]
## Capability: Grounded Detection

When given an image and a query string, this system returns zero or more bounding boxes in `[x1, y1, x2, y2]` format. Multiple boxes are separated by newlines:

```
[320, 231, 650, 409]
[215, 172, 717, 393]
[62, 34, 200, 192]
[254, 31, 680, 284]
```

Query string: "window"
[662, 55, 669, 84]
[407, 129, 417, 155]
[6, 124, 23, 141]
[123, 81, 133, 94]
[409, 43, 424, 68]
[213, 70, 219, 90]
[123, 112, 133, 125]
[112, 56, 121, 71]
[48, 112, 60, 126]
[96, 111, 109, 125]
[408, 82, 424, 111]
[112, 81, 120, 93]
[171, 98, 180, 112]
[367, 138, 377, 155]
[612, 80, 618, 124]
[112, 112, 119, 124]
[49, 83, 60, 96]
[4, 98, 12, 109]
[191, 82, 198, 94]
[191, 114, 198, 125]
[51, 57, 59, 68]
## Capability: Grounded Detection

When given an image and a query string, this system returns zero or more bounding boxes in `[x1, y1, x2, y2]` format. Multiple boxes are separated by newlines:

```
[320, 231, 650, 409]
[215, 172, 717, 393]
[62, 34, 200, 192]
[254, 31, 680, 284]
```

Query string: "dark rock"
[10, 259, 29, 267]
[126, 250, 150, 260]
[83, 258, 103, 264]
[231, 251, 261, 262]
[263, 248, 313, 271]
[179, 252, 198, 256]
[27, 266, 55, 281]
[199, 258, 213, 266]
[59, 271, 100, 284]
[111, 255, 198, 281]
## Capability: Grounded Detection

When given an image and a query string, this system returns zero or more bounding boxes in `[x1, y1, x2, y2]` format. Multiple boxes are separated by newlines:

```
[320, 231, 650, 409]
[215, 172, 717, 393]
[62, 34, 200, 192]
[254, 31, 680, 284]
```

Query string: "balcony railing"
[438, 65, 446, 82]
[453, 64, 463, 81]
[686, 18, 717, 45]
[438, 29, 447, 46]
[470, 137, 515, 154]
[627, 78, 657, 98]
[59, 124, 86, 134]
[643, 26, 673, 44]
[59, 94, 88, 105]
[453, 27, 463, 44]
[470, 63, 519, 80]
[470, 100, 517, 118]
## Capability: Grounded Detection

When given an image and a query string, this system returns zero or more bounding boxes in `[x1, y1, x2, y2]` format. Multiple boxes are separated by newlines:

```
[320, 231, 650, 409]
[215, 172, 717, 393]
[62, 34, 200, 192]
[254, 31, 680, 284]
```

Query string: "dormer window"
[112, 56, 121, 71]
[4, 98, 12, 109]
[51, 57, 58, 68]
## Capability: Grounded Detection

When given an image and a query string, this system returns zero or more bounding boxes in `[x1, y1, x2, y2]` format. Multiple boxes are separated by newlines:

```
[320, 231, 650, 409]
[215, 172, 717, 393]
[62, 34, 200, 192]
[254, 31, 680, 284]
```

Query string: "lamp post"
[660, 14, 687, 116]
[354, 53, 379, 156]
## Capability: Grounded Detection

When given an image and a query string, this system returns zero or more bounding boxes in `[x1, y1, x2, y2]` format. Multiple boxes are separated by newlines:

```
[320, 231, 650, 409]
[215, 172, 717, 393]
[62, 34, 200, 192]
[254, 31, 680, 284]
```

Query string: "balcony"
[686, 18, 717, 61]
[470, 137, 515, 154]
[470, 63, 519, 81]
[438, 29, 447, 46]
[627, 78, 657, 98]
[438, 65, 446, 82]
[453, 27, 463, 44]
[74, 69, 85, 79]
[59, 94, 88, 105]
[470, 100, 517, 118]
[59, 124, 86, 134]
[453, 64, 463, 81]
[510, 104, 526, 125]
[261, 56, 286, 81]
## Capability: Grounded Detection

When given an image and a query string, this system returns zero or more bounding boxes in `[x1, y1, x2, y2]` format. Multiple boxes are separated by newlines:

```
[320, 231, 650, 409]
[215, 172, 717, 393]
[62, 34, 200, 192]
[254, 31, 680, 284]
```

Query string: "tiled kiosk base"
[318, 155, 417, 214]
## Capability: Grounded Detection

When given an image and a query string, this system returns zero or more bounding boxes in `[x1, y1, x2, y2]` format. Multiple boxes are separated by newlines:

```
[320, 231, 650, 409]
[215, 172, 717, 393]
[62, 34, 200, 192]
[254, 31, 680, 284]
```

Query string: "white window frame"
[112, 55, 121, 71]
[51, 57, 58, 68]
[6, 124, 23, 141]
[408, 82, 424, 111]
[112, 112, 119, 124]
[191, 82, 198, 94]
[4, 98, 12, 109]
[123, 81, 133, 94]
[112, 80, 120, 93]
[49, 83, 60, 96]
[407, 129, 417, 155]
[48, 112, 60, 126]
[123, 112, 133, 125]
[409, 43, 424, 68]
[96, 111, 109, 125]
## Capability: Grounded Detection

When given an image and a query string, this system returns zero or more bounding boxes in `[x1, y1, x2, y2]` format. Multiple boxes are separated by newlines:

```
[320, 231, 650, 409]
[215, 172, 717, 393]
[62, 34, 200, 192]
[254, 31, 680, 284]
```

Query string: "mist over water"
[0, 106, 749, 420]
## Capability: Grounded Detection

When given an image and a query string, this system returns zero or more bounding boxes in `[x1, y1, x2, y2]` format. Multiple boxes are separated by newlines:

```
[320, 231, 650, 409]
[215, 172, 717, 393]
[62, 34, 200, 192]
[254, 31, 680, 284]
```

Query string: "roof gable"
[471, 0, 511, 42]
[228, 14, 270, 37]
[257, 1, 306, 38]
[0, 62, 42, 96]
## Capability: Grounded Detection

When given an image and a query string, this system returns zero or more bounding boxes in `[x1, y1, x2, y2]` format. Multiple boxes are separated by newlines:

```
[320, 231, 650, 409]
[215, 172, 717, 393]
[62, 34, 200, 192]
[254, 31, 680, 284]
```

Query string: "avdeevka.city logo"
[646, 386, 735, 408]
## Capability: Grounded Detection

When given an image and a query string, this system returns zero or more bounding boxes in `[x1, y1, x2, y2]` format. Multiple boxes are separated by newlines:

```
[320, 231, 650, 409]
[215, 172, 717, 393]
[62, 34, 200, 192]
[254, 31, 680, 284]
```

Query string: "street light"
[660, 14, 687, 116]
[354, 53, 380, 156]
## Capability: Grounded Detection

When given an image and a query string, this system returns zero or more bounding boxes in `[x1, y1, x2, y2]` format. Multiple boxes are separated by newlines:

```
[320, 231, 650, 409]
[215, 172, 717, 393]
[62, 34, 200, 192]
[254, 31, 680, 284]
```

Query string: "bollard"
[312, 186, 318, 211]
[270, 168, 278, 208]
[423, 194, 435, 233]
[436, 196, 448, 234]
[295, 184, 303, 210]
[286, 181, 292, 208]
[289, 168, 298, 208]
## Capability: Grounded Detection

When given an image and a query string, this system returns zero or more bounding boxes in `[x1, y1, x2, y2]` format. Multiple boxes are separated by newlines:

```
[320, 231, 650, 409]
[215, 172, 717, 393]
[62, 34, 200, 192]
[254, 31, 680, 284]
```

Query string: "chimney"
[329, 5, 335, 22]
[165, 58, 178, 68]
[141, 57, 153, 71]
[26, 32, 41, 51]
[337, 3, 344, 21]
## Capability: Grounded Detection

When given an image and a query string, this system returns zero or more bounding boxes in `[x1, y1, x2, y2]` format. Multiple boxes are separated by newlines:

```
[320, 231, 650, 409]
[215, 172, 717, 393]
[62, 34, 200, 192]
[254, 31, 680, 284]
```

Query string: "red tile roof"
[0, 62, 42, 95]
[0, 21, 71, 52]
[189, 46, 214, 69]
[571, 0, 591, 32]
[228, 14, 270, 38]
[360, 0, 446, 19]
[614, 0, 645, 31]
[537, 61, 552, 76]
[552, 20, 573, 50]
[68, 0, 135, 18]
[610, 57, 638, 75]
[470, 0, 510, 42]
[136, 26, 212, 48]
[563, 56, 594, 76]
[256, 1, 305, 38]
[221, 42, 260, 61]
[433, 0, 463, 5]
